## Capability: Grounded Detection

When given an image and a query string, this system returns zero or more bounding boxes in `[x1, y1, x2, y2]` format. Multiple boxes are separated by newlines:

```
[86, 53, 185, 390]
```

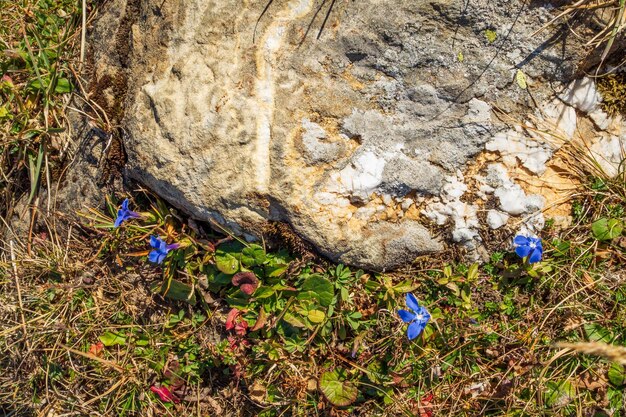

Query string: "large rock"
[83, 0, 595, 270]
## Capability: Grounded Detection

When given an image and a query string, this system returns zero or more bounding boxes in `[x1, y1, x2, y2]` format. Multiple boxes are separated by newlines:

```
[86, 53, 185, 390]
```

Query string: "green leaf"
[282, 311, 306, 328]
[584, 323, 613, 343]
[27, 144, 44, 205]
[591, 218, 623, 241]
[319, 368, 358, 407]
[307, 309, 326, 323]
[515, 69, 527, 89]
[266, 264, 288, 277]
[608, 364, 626, 386]
[212, 272, 233, 285]
[99, 331, 127, 347]
[241, 244, 266, 267]
[392, 280, 418, 293]
[215, 253, 239, 274]
[159, 279, 197, 304]
[300, 275, 334, 307]
[543, 380, 575, 408]
[467, 263, 479, 281]
[253, 286, 276, 299]
[54, 77, 72, 93]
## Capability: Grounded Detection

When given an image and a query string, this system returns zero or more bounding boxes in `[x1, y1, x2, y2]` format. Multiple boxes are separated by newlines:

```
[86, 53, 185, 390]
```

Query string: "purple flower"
[514, 235, 543, 264]
[148, 236, 180, 264]
[398, 293, 430, 340]
[114, 199, 141, 227]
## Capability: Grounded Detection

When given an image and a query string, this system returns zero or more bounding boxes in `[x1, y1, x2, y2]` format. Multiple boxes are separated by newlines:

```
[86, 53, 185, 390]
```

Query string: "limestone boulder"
[83, 0, 595, 270]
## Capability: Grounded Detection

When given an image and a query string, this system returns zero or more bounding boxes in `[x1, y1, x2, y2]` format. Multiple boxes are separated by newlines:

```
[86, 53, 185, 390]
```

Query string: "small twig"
[316, 0, 336, 40]
[83, 377, 127, 406]
[57, 343, 126, 372]
[10, 240, 31, 351]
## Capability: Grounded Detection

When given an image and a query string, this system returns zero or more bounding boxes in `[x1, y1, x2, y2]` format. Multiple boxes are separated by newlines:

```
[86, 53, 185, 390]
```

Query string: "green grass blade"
[27, 143, 44, 205]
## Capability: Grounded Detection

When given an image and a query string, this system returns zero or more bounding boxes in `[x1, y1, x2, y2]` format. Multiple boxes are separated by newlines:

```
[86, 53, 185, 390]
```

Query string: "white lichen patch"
[422, 173, 481, 243]
[589, 134, 626, 178]
[486, 210, 509, 230]
[560, 77, 610, 129]
[481, 163, 545, 216]
[327, 150, 386, 200]
[486, 128, 553, 175]
[541, 99, 577, 139]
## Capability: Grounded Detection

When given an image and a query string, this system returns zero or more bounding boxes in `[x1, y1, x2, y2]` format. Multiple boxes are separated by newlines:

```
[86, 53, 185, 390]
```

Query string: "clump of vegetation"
[597, 72, 626, 117]
[2, 181, 624, 416]
[0, 0, 82, 219]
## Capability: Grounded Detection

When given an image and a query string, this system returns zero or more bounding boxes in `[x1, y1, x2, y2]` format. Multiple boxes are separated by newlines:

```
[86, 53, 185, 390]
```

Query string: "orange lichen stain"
[341, 67, 366, 91]
[515, 163, 578, 220]
[403, 204, 422, 221]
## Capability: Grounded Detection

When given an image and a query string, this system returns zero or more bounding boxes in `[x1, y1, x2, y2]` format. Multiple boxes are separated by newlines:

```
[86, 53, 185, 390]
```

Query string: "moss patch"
[597, 73, 626, 117]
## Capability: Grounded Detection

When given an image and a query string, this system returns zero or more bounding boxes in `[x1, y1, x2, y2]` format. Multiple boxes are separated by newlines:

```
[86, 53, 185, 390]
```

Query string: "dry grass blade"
[533, 0, 626, 69]
[556, 341, 626, 365]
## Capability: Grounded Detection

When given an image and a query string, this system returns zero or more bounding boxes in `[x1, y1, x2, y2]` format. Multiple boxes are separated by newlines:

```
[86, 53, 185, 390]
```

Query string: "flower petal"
[515, 245, 531, 258]
[121, 199, 129, 210]
[114, 214, 124, 228]
[406, 293, 420, 312]
[150, 235, 161, 249]
[166, 243, 181, 251]
[157, 253, 166, 264]
[128, 210, 141, 219]
[415, 306, 431, 323]
[514, 235, 530, 246]
[407, 320, 426, 340]
[398, 309, 416, 323]
[148, 250, 160, 263]
[528, 248, 542, 264]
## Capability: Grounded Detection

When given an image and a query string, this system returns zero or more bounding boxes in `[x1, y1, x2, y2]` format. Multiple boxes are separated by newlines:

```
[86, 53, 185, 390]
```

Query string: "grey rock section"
[75, 0, 590, 270]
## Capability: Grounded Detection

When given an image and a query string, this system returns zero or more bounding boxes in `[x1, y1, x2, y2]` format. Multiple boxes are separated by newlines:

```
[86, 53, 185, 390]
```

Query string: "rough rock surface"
[77, 0, 598, 270]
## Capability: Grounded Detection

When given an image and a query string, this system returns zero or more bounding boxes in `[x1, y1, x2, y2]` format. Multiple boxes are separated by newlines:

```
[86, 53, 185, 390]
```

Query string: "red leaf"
[232, 272, 259, 295]
[235, 320, 248, 336]
[419, 393, 434, 417]
[250, 308, 268, 332]
[225, 308, 240, 331]
[88, 341, 104, 357]
[150, 385, 180, 404]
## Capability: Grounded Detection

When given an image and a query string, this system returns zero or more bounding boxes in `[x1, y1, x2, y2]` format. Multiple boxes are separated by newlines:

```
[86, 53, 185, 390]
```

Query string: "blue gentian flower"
[398, 293, 431, 340]
[114, 198, 141, 227]
[148, 236, 180, 264]
[514, 235, 543, 264]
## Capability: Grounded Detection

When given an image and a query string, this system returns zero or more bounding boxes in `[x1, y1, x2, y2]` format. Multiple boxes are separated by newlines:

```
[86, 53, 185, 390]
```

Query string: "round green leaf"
[319, 368, 358, 407]
[241, 244, 266, 267]
[216, 253, 239, 274]
[307, 309, 326, 323]
[608, 364, 626, 386]
[592, 218, 624, 241]
[301, 275, 334, 307]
